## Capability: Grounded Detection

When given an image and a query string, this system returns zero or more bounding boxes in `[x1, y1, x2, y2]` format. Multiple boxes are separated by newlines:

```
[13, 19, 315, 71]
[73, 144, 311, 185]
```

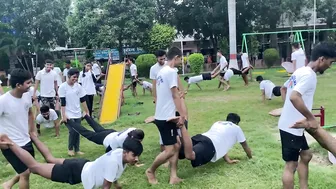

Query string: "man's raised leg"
[297, 150, 312, 189]
[84, 115, 106, 132]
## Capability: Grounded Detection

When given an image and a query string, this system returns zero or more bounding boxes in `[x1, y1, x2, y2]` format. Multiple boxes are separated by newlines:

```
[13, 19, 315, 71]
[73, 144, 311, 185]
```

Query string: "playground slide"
[99, 63, 126, 124]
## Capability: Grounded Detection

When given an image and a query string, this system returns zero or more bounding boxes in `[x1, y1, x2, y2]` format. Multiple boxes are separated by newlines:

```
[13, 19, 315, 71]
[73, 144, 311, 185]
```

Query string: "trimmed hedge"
[188, 53, 204, 75]
[264, 48, 280, 68]
[135, 54, 157, 77]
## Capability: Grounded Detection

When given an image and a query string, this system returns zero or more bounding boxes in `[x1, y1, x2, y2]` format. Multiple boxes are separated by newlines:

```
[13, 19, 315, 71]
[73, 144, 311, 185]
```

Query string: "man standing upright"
[146, 47, 187, 185]
[127, 58, 138, 97]
[291, 42, 307, 71]
[278, 42, 336, 189]
[0, 69, 36, 189]
[62, 60, 72, 82]
[150, 50, 167, 103]
[33, 59, 58, 110]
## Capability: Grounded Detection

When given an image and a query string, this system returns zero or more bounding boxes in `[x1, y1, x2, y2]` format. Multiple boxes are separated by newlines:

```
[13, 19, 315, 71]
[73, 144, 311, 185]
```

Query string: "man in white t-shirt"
[68, 115, 144, 153]
[63, 60, 72, 82]
[51, 65, 63, 87]
[150, 50, 167, 103]
[237, 52, 254, 86]
[135, 79, 153, 95]
[127, 58, 138, 97]
[36, 105, 60, 137]
[175, 113, 252, 167]
[0, 80, 3, 95]
[0, 68, 36, 189]
[291, 42, 307, 71]
[92, 61, 102, 82]
[183, 73, 214, 91]
[146, 47, 187, 185]
[278, 42, 336, 189]
[0, 134, 143, 189]
[211, 50, 228, 81]
[33, 59, 58, 110]
[256, 75, 286, 102]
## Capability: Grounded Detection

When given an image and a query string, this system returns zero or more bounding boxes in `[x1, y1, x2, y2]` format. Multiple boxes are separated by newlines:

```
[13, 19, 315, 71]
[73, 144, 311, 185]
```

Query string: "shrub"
[263, 48, 280, 68]
[135, 54, 157, 78]
[188, 53, 204, 74]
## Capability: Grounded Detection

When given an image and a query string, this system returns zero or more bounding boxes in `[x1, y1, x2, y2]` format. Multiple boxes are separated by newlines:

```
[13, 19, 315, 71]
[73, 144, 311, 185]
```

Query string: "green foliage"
[188, 53, 204, 75]
[218, 37, 229, 57]
[135, 54, 157, 77]
[143, 24, 176, 53]
[263, 48, 280, 68]
[247, 35, 260, 57]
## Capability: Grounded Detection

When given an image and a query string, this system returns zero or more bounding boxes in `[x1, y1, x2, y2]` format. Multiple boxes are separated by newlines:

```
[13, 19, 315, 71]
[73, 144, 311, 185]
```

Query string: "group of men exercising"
[1, 42, 336, 189]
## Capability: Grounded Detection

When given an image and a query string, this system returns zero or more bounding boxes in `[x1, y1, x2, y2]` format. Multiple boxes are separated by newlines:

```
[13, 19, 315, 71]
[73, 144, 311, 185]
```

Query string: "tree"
[143, 24, 176, 53]
[156, 0, 176, 24]
[0, 0, 71, 48]
[315, 0, 336, 39]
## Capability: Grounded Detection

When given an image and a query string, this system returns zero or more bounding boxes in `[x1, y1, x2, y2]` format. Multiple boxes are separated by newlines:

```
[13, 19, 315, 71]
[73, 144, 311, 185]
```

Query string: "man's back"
[260, 80, 276, 99]
[292, 48, 306, 69]
[278, 66, 317, 136]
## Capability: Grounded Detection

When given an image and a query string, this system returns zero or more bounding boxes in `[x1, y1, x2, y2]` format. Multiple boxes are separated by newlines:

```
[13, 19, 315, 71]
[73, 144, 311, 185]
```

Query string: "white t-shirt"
[63, 68, 72, 81]
[149, 63, 167, 80]
[35, 69, 58, 97]
[58, 82, 86, 119]
[103, 128, 136, 150]
[202, 121, 246, 162]
[260, 80, 276, 99]
[291, 48, 306, 70]
[219, 56, 228, 73]
[130, 64, 137, 76]
[36, 109, 58, 128]
[53, 67, 63, 86]
[0, 92, 32, 146]
[81, 148, 126, 189]
[79, 71, 97, 95]
[92, 63, 101, 76]
[155, 66, 178, 120]
[278, 66, 317, 136]
[142, 81, 153, 89]
[27, 87, 40, 97]
[241, 53, 250, 69]
[188, 75, 203, 84]
[224, 69, 234, 81]
[7, 74, 11, 80]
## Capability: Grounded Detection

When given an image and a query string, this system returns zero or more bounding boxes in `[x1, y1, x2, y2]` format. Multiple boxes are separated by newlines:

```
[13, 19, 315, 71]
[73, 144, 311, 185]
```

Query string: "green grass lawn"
[1, 67, 336, 189]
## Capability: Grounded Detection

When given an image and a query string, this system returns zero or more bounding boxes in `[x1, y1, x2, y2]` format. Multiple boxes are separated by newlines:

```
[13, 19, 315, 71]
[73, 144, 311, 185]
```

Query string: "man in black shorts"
[0, 134, 143, 189]
[127, 58, 138, 97]
[0, 69, 37, 189]
[256, 75, 286, 102]
[146, 47, 187, 185]
[171, 113, 252, 168]
[184, 73, 215, 91]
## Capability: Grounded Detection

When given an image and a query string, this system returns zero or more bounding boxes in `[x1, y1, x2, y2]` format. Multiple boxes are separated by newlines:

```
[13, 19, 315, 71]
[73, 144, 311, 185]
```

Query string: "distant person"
[256, 76, 286, 102]
[127, 58, 138, 97]
[136, 79, 153, 95]
[291, 42, 307, 71]
[92, 61, 103, 84]
[183, 73, 216, 91]
[51, 64, 62, 87]
[79, 62, 97, 117]
[62, 60, 72, 82]
[150, 50, 167, 103]
[0, 80, 3, 95]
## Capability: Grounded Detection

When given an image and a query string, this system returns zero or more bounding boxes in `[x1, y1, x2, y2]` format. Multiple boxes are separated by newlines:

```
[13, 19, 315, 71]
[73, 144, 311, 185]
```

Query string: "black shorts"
[1, 141, 35, 174]
[40, 97, 56, 109]
[95, 75, 102, 84]
[155, 119, 178, 145]
[231, 68, 242, 75]
[201, 73, 212, 80]
[179, 134, 216, 168]
[242, 67, 250, 75]
[51, 158, 89, 185]
[219, 72, 225, 77]
[280, 130, 309, 162]
[131, 76, 137, 88]
[272, 86, 281, 97]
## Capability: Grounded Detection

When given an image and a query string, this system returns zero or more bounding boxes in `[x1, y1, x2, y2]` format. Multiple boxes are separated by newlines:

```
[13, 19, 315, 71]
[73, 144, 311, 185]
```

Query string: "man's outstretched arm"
[240, 141, 252, 159]
[179, 125, 195, 160]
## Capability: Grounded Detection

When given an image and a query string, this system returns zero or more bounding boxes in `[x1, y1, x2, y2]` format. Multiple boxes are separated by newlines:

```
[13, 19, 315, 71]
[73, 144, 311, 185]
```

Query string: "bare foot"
[169, 177, 184, 185]
[68, 150, 75, 156]
[76, 151, 85, 155]
[2, 181, 12, 189]
[146, 169, 158, 184]
[135, 163, 145, 167]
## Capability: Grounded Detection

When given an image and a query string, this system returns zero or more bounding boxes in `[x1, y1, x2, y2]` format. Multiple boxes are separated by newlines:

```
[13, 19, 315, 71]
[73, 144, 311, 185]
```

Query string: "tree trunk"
[118, 37, 124, 61]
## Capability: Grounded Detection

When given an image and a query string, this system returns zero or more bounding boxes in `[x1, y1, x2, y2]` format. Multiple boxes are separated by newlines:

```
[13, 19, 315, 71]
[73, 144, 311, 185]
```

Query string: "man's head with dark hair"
[310, 42, 336, 74]
[67, 68, 80, 84]
[217, 50, 223, 57]
[9, 69, 32, 93]
[127, 129, 145, 141]
[122, 138, 143, 165]
[127, 58, 135, 65]
[155, 49, 167, 65]
[292, 42, 300, 50]
[65, 60, 71, 69]
[256, 75, 263, 83]
[167, 47, 182, 66]
[226, 113, 241, 125]
[184, 76, 189, 82]
[44, 59, 54, 72]
[40, 105, 50, 119]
